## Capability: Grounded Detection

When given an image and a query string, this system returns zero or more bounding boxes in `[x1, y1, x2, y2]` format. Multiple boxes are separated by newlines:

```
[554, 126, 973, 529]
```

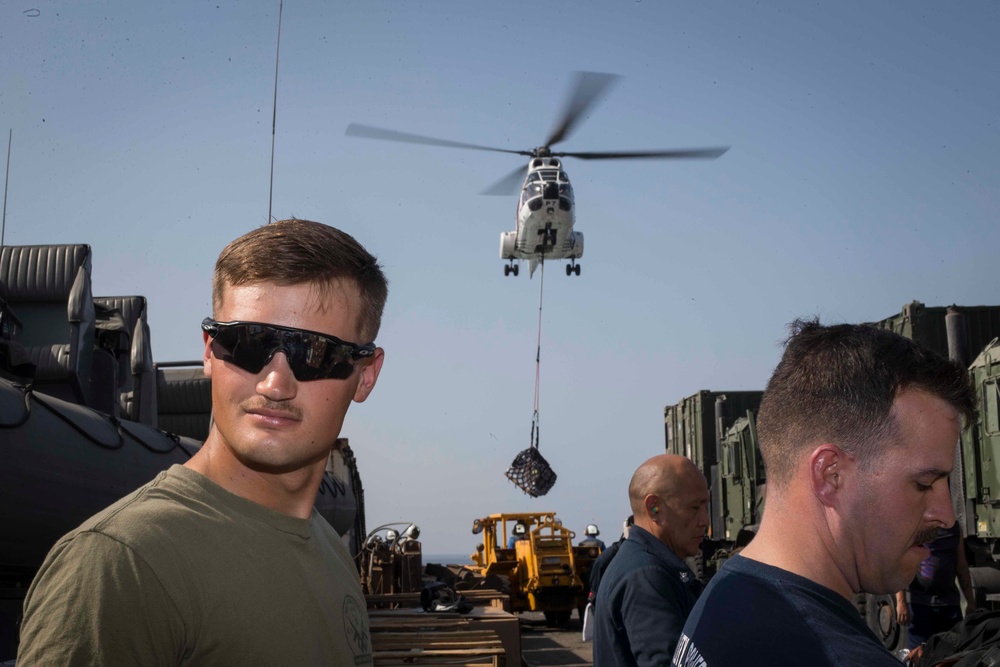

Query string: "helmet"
[385, 529, 399, 543]
[585, 524, 600, 537]
[513, 522, 526, 535]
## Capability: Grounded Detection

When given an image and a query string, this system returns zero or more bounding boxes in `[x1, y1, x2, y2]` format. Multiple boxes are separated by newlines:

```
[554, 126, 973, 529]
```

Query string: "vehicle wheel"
[864, 593, 902, 651]
[565, 264, 572, 276]
[512, 264, 519, 276]
[504, 265, 510, 276]
[574, 264, 581, 276]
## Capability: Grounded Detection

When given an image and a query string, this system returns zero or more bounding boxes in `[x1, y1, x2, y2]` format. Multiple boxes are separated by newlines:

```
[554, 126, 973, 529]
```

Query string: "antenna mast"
[267, 0, 284, 224]
[2, 129, 11, 245]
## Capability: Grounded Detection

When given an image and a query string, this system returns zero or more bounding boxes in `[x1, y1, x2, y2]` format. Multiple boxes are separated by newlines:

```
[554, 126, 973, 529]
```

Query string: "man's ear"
[810, 444, 846, 507]
[353, 347, 384, 403]
[202, 330, 214, 378]
[644, 494, 661, 520]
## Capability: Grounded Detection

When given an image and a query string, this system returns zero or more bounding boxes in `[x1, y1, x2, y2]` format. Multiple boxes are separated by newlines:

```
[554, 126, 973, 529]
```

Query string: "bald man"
[593, 454, 710, 666]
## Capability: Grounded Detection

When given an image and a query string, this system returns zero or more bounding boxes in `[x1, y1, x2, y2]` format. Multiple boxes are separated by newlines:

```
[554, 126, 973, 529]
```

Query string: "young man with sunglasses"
[19, 219, 386, 666]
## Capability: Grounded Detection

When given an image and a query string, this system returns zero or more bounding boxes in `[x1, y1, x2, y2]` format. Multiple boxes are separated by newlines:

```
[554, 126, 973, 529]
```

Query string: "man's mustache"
[914, 527, 941, 547]
[240, 398, 303, 420]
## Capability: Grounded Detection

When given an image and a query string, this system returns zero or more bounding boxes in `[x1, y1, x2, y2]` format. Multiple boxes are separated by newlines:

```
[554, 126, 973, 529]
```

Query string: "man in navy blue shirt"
[594, 454, 709, 666]
[674, 320, 976, 666]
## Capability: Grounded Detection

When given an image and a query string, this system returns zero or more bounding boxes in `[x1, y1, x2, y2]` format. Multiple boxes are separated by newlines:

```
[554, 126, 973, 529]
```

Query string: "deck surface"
[519, 613, 592, 667]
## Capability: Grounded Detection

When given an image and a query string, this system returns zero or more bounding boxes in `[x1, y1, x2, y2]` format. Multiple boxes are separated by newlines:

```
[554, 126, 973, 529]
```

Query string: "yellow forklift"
[469, 512, 600, 626]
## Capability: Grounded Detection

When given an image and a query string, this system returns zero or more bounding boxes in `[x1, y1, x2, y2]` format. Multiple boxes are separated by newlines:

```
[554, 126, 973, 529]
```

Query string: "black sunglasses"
[202, 318, 376, 381]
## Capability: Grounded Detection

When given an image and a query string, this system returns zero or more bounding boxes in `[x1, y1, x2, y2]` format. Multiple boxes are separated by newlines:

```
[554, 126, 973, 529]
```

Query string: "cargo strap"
[531, 259, 544, 451]
[505, 260, 557, 497]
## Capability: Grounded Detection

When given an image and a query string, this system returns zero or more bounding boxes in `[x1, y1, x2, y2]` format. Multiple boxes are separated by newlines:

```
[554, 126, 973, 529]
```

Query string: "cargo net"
[505, 446, 557, 498]
[505, 263, 557, 497]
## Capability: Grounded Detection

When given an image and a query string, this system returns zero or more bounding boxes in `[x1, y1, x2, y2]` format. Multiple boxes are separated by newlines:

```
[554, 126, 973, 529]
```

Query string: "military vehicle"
[715, 410, 765, 550]
[468, 511, 598, 626]
[960, 338, 1000, 586]
[664, 390, 764, 575]
[0, 243, 366, 660]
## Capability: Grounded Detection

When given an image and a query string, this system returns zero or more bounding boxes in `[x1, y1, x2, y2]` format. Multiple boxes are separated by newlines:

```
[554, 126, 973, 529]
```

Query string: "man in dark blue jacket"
[593, 454, 709, 666]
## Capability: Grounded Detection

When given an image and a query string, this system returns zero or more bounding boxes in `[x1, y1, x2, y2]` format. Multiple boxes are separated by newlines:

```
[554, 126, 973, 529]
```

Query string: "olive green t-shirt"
[18, 464, 372, 666]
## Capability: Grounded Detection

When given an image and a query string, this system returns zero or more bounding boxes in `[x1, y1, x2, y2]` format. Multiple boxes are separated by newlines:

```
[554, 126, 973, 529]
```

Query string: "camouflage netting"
[505, 447, 557, 497]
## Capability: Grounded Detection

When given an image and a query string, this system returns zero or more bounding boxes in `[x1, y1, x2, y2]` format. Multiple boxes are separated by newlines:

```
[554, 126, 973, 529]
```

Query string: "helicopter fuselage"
[499, 157, 583, 276]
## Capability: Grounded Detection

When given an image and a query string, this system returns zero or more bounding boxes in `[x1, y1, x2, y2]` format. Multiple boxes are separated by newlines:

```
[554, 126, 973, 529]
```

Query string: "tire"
[863, 593, 903, 651]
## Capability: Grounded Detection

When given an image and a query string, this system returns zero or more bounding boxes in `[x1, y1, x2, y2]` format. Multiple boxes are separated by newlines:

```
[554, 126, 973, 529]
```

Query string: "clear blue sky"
[3, 1, 998, 554]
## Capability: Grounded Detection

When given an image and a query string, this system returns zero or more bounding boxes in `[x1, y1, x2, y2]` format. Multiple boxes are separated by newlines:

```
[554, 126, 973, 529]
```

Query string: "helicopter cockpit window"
[526, 172, 542, 183]
[522, 182, 543, 206]
[539, 170, 559, 182]
[559, 172, 568, 181]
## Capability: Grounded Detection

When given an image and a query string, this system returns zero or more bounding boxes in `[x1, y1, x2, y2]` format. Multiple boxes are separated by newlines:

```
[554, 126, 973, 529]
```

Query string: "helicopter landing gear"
[504, 261, 519, 277]
[566, 261, 580, 276]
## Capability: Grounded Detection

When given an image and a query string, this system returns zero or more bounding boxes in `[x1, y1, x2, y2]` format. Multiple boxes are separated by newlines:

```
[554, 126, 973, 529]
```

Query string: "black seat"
[0, 245, 95, 405]
[0, 279, 34, 380]
[156, 365, 212, 441]
[94, 296, 157, 426]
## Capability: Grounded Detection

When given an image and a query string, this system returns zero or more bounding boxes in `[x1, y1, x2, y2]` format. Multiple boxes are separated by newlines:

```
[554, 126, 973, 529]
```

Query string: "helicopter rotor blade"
[346, 123, 528, 156]
[544, 71, 622, 149]
[481, 163, 528, 196]
[556, 147, 730, 160]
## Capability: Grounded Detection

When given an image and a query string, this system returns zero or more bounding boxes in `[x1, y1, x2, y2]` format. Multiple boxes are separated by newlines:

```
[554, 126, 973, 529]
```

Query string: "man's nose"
[256, 352, 298, 400]
[699, 505, 710, 528]
[929, 481, 956, 528]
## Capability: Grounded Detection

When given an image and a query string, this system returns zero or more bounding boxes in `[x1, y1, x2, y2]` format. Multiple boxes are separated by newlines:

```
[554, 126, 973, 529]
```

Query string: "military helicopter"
[346, 72, 728, 277]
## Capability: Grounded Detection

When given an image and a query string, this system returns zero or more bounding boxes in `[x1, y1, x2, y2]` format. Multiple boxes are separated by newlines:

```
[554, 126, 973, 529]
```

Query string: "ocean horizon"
[423, 553, 474, 566]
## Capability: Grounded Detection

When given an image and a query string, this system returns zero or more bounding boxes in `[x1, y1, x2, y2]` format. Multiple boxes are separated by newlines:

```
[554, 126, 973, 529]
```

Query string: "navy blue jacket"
[593, 525, 701, 667]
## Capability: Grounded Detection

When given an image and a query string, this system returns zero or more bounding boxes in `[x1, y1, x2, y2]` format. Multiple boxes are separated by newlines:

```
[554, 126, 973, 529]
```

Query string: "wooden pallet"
[369, 607, 520, 666]
[371, 629, 504, 666]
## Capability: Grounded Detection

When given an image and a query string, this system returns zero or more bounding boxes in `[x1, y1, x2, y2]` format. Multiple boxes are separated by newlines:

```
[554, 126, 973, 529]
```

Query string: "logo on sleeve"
[343, 595, 372, 665]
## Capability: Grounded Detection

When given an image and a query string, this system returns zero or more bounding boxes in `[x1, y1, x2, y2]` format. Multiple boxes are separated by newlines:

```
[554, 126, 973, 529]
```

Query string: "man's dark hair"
[212, 219, 388, 341]
[756, 318, 976, 486]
